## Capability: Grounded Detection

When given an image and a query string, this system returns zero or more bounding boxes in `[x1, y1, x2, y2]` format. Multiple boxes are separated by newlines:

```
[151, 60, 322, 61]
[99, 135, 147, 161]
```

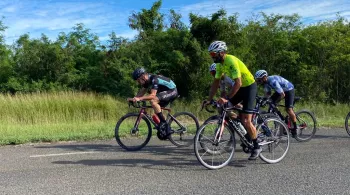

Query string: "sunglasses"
[209, 52, 219, 57]
[256, 78, 264, 83]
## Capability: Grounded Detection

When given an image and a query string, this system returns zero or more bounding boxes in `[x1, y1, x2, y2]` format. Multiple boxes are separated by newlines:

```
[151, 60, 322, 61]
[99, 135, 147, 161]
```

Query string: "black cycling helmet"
[132, 67, 146, 80]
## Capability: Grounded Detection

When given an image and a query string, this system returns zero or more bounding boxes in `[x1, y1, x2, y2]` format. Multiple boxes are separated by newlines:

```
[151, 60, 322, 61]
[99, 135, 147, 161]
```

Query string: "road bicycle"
[259, 96, 317, 142]
[115, 100, 199, 151]
[345, 112, 350, 136]
[194, 100, 290, 169]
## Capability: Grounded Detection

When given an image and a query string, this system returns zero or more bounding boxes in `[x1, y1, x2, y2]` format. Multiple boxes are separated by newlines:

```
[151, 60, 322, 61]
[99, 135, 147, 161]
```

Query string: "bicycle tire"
[345, 112, 350, 136]
[258, 113, 280, 123]
[115, 113, 152, 151]
[203, 115, 220, 124]
[194, 118, 235, 170]
[200, 116, 237, 154]
[257, 117, 290, 164]
[168, 112, 199, 147]
[294, 109, 317, 142]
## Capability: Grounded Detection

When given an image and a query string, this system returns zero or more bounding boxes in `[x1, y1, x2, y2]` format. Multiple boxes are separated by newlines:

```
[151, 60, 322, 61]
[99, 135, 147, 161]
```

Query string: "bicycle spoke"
[194, 119, 235, 169]
[257, 118, 289, 164]
[168, 112, 199, 147]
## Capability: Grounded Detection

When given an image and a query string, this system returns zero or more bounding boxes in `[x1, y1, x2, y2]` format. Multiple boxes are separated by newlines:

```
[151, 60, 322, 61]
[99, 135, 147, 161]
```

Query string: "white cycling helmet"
[208, 41, 227, 53]
[209, 63, 216, 72]
[255, 70, 268, 79]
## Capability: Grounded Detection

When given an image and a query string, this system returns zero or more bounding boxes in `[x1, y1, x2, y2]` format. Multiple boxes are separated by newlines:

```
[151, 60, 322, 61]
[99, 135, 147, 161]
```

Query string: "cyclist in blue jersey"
[128, 67, 178, 138]
[255, 70, 297, 137]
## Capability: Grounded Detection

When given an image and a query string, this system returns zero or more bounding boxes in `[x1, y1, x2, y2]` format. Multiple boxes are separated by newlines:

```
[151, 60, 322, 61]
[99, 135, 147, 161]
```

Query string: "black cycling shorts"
[156, 88, 178, 107]
[228, 82, 257, 114]
[271, 89, 295, 108]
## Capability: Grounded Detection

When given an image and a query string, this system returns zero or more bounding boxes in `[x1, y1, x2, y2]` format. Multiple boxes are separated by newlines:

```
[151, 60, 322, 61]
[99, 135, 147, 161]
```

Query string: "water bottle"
[237, 122, 247, 135]
[152, 114, 160, 124]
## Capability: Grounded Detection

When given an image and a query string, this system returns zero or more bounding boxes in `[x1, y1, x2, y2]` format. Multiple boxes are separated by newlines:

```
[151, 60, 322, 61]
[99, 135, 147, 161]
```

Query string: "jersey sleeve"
[214, 64, 223, 80]
[220, 80, 225, 92]
[151, 78, 159, 90]
[271, 80, 283, 93]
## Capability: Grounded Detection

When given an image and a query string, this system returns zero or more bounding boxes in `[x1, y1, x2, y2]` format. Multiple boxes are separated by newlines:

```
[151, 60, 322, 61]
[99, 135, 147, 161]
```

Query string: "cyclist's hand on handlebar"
[127, 97, 141, 103]
[133, 97, 141, 102]
[217, 97, 228, 105]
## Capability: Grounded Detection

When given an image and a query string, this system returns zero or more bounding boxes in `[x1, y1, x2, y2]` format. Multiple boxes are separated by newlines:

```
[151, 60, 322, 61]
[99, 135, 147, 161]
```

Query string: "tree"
[128, 0, 164, 39]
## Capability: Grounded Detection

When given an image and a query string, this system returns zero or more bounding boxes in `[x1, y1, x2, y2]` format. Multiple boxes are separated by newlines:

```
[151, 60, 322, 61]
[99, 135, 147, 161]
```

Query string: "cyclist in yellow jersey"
[203, 41, 261, 160]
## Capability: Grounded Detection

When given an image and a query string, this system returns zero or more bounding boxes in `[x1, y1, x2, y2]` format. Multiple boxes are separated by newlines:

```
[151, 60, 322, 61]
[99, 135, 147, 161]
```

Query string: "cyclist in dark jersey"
[128, 67, 178, 137]
[255, 70, 297, 137]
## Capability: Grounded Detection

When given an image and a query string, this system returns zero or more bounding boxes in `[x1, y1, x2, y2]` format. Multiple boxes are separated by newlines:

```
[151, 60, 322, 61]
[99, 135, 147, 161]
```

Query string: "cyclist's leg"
[155, 89, 178, 136]
[285, 90, 297, 136]
[239, 83, 261, 160]
[150, 95, 165, 123]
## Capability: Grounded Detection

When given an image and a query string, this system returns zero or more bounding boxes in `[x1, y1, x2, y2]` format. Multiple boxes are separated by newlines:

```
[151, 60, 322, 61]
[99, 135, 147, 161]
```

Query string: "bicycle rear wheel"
[115, 113, 152, 151]
[345, 112, 350, 136]
[257, 118, 290, 164]
[168, 112, 199, 147]
[294, 110, 317, 142]
[194, 119, 235, 170]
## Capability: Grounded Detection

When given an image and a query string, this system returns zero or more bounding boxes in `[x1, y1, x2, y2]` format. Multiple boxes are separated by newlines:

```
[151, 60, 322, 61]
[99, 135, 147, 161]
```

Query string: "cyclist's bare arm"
[227, 77, 242, 99]
[274, 92, 285, 103]
[127, 88, 150, 102]
[135, 87, 148, 97]
[220, 91, 226, 98]
[137, 89, 158, 101]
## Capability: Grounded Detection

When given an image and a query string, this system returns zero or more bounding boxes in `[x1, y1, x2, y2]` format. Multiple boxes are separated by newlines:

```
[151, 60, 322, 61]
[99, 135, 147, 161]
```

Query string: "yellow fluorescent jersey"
[215, 54, 255, 87]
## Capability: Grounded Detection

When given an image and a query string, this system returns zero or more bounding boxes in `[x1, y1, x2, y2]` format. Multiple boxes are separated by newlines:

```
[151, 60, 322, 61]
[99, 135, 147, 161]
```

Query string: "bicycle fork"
[131, 109, 146, 135]
[214, 112, 227, 145]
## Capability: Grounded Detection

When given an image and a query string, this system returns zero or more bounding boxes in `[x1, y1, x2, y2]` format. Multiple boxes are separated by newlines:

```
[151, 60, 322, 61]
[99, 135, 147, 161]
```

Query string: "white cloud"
[1, 0, 349, 44]
[116, 30, 139, 40]
[1, 0, 129, 44]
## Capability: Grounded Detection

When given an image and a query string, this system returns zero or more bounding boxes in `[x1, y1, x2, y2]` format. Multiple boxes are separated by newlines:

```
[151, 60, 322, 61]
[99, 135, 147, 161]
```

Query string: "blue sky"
[1, 0, 350, 45]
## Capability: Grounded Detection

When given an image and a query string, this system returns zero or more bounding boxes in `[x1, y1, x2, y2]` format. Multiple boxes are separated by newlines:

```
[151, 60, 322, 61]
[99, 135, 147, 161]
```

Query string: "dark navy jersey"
[142, 74, 176, 93]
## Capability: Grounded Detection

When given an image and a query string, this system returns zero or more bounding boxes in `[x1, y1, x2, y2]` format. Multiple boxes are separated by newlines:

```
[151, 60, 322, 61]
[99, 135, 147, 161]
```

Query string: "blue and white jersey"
[264, 75, 294, 94]
[220, 75, 235, 92]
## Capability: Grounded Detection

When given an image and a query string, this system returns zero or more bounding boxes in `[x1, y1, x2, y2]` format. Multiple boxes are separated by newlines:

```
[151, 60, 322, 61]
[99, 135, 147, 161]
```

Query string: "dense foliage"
[0, 1, 349, 103]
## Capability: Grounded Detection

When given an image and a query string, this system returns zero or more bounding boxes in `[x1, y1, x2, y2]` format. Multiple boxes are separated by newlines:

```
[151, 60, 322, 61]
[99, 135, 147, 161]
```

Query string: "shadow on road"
[312, 134, 349, 139]
[35, 143, 120, 152]
[47, 144, 257, 170]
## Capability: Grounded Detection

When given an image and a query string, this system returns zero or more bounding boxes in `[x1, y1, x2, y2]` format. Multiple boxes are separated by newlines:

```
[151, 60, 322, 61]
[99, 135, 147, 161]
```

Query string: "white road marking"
[30, 151, 99, 158]
[164, 145, 177, 148]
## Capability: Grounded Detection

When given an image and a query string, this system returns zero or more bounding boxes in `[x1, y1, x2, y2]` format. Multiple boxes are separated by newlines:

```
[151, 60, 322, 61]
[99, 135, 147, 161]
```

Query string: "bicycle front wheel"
[294, 110, 317, 142]
[345, 112, 350, 136]
[194, 119, 235, 170]
[115, 113, 152, 151]
[257, 118, 290, 164]
[168, 112, 199, 147]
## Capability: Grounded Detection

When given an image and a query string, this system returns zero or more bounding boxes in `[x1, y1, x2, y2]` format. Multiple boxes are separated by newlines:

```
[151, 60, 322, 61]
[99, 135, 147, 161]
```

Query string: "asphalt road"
[0, 128, 349, 195]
